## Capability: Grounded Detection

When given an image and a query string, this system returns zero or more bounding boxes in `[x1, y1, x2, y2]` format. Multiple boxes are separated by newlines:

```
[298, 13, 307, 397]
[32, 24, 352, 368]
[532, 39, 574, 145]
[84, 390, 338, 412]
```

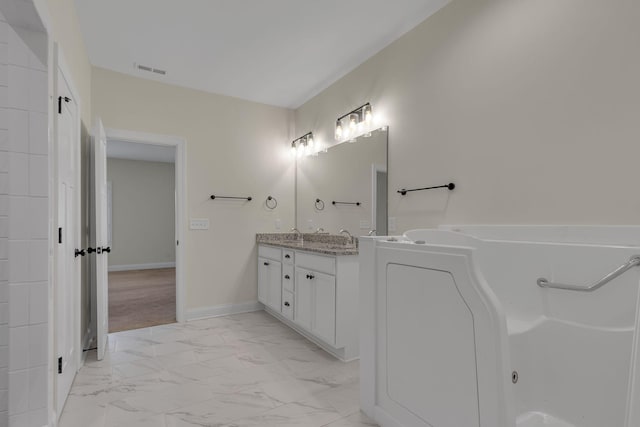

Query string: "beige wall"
[92, 67, 295, 312]
[107, 158, 176, 268]
[40, 0, 92, 123]
[295, 0, 640, 231]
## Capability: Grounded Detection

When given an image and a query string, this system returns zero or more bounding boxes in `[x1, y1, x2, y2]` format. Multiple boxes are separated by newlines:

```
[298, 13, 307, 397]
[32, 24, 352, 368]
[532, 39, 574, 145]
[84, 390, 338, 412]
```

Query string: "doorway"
[372, 164, 388, 236]
[93, 129, 186, 335]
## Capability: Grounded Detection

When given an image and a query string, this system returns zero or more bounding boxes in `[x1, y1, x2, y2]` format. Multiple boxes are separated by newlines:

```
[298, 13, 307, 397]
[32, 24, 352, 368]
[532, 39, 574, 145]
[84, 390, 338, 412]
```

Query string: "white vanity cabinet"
[294, 267, 336, 345]
[257, 243, 359, 361]
[257, 246, 282, 312]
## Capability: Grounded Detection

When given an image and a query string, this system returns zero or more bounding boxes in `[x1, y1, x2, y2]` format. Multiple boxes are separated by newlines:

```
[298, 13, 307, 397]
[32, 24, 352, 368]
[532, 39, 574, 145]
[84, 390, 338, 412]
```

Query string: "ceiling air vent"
[134, 63, 167, 76]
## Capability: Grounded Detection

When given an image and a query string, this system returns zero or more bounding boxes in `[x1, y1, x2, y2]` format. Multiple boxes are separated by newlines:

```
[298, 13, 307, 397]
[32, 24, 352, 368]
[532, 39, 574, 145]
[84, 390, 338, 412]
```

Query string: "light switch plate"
[388, 217, 397, 233]
[275, 219, 282, 230]
[306, 219, 314, 230]
[359, 220, 370, 229]
[190, 218, 209, 230]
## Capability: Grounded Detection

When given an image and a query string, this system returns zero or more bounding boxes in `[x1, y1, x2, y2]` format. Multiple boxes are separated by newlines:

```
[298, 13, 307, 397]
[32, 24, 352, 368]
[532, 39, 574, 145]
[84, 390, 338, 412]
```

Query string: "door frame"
[52, 42, 82, 417]
[103, 128, 187, 323]
[371, 163, 387, 235]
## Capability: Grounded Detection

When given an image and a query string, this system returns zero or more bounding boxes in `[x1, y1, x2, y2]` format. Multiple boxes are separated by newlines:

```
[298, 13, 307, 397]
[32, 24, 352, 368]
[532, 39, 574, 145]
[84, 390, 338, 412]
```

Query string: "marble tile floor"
[59, 311, 378, 427]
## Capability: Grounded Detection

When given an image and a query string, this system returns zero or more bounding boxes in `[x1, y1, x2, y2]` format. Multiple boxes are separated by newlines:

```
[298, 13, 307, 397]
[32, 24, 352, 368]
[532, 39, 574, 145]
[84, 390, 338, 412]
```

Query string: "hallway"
[108, 268, 176, 333]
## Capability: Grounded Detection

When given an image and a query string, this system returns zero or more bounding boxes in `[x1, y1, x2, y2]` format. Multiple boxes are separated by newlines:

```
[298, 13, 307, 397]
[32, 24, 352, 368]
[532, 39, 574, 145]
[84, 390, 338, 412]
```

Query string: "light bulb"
[307, 135, 314, 152]
[349, 114, 358, 134]
[291, 142, 297, 157]
[335, 121, 343, 140]
[349, 114, 358, 138]
[363, 104, 373, 125]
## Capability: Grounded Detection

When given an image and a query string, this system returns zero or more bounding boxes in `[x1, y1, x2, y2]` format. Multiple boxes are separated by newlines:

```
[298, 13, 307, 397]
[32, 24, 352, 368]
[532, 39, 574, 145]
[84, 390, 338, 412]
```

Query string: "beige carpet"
[108, 268, 176, 333]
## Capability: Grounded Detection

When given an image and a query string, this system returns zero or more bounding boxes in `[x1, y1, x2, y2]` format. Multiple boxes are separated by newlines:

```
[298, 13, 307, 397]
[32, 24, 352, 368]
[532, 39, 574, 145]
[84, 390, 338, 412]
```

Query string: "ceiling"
[75, 0, 449, 108]
[107, 139, 176, 163]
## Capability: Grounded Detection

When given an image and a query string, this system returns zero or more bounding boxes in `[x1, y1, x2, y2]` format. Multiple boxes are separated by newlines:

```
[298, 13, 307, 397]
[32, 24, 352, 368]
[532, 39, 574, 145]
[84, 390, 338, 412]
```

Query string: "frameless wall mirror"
[296, 127, 388, 236]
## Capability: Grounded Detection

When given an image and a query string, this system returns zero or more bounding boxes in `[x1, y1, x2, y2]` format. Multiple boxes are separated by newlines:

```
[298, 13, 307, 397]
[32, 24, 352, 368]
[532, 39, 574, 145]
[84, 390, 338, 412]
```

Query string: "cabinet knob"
[307, 274, 315, 280]
[284, 302, 290, 307]
[284, 275, 290, 280]
[264, 262, 270, 266]
[285, 254, 290, 259]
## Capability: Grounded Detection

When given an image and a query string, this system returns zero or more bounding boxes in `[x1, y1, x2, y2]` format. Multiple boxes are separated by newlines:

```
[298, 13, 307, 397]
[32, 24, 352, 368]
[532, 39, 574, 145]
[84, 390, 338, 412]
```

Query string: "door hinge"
[58, 357, 62, 374]
[58, 227, 62, 244]
[58, 96, 70, 114]
[176, 240, 179, 246]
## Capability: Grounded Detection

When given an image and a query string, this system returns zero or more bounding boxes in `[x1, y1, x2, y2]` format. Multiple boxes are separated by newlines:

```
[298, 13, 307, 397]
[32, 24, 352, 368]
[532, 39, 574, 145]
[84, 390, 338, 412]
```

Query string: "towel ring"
[315, 198, 325, 211]
[266, 196, 277, 210]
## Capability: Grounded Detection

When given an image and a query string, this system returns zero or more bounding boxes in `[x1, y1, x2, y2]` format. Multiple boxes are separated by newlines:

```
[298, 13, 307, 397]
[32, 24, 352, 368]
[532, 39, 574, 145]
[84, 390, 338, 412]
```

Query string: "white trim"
[186, 302, 263, 321]
[108, 262, 176, 272]
[104, 127, 187, 323]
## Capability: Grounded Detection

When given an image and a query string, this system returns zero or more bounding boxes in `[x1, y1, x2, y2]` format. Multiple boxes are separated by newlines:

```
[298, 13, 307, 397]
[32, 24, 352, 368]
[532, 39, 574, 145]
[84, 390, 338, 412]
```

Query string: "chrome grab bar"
[537, 256, 640, 292]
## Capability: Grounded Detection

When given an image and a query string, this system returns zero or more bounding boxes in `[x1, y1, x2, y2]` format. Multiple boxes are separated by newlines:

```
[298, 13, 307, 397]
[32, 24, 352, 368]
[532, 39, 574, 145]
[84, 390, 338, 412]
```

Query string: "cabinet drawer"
[295, 252, 335, 275]
[259, 245, 281, 261]
[282, 290, 294, 320]
[282, 250, 294, 264]
[282, 264, 294, 293]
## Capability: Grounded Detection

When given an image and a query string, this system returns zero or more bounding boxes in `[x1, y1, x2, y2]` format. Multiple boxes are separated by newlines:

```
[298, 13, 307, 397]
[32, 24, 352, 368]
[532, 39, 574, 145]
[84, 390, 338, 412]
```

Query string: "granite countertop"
[256, 233, 359, 256]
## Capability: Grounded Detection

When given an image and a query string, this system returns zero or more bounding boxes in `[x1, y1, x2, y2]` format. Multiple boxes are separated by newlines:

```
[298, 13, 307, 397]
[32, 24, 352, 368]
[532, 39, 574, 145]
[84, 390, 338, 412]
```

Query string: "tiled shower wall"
[0, 9, 50, 427]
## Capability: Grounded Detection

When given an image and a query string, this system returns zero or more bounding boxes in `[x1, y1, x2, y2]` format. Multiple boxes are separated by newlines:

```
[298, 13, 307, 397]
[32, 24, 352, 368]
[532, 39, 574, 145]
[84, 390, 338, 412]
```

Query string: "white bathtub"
[359, 226, 640, 427]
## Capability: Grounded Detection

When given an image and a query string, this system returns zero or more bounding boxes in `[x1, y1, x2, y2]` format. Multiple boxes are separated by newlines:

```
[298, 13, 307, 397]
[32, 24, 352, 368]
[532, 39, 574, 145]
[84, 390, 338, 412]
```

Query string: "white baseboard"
[108, 262, 176, 272]
[186, 301, 263, 321]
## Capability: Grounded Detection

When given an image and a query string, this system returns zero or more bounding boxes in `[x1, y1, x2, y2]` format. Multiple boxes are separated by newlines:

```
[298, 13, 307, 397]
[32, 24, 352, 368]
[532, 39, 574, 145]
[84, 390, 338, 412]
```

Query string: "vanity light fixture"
[291, 132, 315, 158]
[334, 102, 373, 141]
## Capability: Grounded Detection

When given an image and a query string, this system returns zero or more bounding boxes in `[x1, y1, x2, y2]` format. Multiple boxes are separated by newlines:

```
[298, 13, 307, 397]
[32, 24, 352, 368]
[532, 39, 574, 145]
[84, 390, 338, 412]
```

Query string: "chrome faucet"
[367, 229, 377, 236]
[315, 227, 325, 234]
[339, 229, 353, 245]
[290, 228, 302, 241]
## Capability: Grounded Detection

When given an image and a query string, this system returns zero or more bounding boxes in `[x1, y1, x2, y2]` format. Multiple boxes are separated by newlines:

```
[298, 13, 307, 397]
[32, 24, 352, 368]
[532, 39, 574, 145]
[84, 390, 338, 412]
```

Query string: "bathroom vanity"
[256, 233, 359, 361]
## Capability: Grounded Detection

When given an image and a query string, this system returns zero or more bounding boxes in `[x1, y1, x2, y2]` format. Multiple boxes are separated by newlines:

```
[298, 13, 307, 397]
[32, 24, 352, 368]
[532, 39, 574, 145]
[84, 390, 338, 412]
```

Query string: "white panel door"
[311, 271, 336, 346]
[258, 258, 281, 311]
[295, 268, 313, 330]
[55, 61, 81, 416]
[93, 119, 109, 360]
[267, 260, 282, 312]
[258, 257, 269, 305]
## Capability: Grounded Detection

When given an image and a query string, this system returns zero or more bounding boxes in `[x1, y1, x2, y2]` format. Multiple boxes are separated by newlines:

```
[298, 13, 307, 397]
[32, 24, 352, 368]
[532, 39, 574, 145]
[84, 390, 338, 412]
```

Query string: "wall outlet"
[275, 219, 282, 230]
[306, 219, 314, 230]
[190, 218, 209, 230]
[388, 217, 397, 233]
[359, 220, 370, 230]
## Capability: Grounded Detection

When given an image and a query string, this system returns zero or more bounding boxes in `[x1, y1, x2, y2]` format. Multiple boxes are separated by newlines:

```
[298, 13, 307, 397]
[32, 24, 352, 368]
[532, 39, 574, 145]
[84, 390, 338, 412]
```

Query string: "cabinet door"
[311, 271, 336, 345]
[258, 257, 269, 305]
[295, 268, 313, 330]
[267, 260, 282, 312]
